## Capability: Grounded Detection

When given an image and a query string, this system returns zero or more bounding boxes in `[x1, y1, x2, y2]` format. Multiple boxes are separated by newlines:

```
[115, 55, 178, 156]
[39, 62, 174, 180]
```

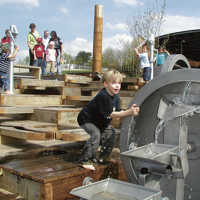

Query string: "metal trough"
[70, 178, 161, 200]
[121, 143, 179, 175]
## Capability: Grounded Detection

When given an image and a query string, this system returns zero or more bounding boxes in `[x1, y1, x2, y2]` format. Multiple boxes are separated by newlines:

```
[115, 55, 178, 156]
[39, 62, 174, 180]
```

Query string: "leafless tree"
[128, 0, 166, 42]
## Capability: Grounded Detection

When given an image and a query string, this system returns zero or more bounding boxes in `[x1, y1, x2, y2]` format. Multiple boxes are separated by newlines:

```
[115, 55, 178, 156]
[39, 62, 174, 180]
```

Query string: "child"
[33, 37, 45, 75]
[154, 47, 170, 77]
[46, 41, 57, 74]
[0, 43, 19, 94]
[77, 69, 139, 165]
[135, 42, 151, 83]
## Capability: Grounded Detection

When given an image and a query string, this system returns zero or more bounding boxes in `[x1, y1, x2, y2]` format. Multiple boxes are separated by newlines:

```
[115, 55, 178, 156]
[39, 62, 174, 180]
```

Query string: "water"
[154, 81, 192, 144]
[90, 191, 137, 200]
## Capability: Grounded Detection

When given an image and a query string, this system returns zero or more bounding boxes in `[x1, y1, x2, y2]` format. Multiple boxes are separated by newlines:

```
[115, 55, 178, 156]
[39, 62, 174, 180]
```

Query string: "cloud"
[105, 22, 128, 32]
[113, 0, 144, 6]
[161, 15, 200, 35]
[0, 0, 39, 7]
[59, 7, 69, 16]
[103, 34, 132, 50]
[64, 34, 132, 56]
[64, 38, 93, 56]
[16, 49, 29, 61]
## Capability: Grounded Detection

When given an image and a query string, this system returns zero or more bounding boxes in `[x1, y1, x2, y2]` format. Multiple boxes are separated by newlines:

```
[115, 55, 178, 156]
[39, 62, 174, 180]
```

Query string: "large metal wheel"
[120, 69, 200, 200]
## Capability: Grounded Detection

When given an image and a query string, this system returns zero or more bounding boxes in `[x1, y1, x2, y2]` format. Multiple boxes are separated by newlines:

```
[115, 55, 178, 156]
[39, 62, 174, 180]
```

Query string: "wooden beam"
[0, 126, 54, 141]
[14, 64, 41, 80]
[32, 107, 81, 128]
[56, 129, 89, 141]
[0, 94, 62, 106]
[0, 120, 57, 133]
[16, 78, 64, 89]
[0, 106, 34, 114]
[64, 74, 92, 84]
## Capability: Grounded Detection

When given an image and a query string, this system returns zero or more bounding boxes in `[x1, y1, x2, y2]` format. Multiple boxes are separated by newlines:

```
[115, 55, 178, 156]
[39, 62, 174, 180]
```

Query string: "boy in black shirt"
[77, 70, 139, 164]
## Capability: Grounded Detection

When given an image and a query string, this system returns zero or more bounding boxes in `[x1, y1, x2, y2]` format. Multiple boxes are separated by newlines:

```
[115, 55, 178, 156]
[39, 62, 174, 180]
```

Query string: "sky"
[1, 0, 200, 60]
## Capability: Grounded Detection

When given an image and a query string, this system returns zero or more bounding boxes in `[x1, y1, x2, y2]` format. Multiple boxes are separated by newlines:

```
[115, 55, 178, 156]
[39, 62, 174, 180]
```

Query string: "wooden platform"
[0, 94, 62, 106]
[0, 149, 127, 200]
[15, 78, 65, 90]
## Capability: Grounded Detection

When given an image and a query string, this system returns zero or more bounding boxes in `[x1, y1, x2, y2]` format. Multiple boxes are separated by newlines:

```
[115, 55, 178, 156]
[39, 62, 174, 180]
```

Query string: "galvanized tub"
[70, 178, 161, 200]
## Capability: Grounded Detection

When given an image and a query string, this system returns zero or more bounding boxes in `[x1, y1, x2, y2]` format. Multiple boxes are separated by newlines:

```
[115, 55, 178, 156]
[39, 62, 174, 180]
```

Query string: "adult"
[1, 29, 11, 45]
[43, 30, 49, 50]
[27, 23, 40, 66]
[154, 46, 170, 77]
[42, 30, 50, 75]
[49, 31, 63, 75]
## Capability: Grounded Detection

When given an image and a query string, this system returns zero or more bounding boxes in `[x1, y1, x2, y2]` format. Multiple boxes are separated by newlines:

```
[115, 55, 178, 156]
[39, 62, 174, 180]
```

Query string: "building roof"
[157, 29, 200, 61]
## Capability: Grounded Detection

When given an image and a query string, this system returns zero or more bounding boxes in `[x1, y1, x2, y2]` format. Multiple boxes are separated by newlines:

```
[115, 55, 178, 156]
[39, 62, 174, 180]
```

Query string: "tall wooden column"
[93, 5, 103, 74]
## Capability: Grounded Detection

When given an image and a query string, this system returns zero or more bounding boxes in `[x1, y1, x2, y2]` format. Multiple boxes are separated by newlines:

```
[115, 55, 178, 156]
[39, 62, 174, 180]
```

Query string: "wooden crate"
[0, 151, 127, 200]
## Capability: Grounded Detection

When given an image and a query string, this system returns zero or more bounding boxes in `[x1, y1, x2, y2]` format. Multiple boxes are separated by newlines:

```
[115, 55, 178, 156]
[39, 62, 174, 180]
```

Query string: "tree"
[128, 0, 166, 42]
[63, 52, 74, 64]
[125, 0, 166, 76]
[75, 51, 92, 65]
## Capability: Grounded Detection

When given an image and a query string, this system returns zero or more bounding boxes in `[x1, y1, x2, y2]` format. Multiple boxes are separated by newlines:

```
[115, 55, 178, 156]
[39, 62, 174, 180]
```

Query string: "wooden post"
[93, 5, 103, 74]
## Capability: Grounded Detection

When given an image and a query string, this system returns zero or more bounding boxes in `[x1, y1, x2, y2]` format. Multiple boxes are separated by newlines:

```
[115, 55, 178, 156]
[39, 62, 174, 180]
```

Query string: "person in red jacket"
[33, 37, 45, 74]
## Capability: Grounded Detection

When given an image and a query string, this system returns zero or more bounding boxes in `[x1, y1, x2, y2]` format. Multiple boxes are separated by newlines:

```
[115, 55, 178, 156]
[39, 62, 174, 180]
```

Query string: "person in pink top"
[46, 41, 57, 74]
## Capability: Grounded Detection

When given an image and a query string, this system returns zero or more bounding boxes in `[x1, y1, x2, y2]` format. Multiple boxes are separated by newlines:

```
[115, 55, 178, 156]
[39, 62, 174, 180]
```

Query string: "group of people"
[135, 40, 170, 83]
[27, 23, 64, 75]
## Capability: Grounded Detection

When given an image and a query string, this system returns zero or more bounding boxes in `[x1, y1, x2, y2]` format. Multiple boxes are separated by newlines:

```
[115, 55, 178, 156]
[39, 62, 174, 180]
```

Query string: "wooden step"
[0, 120, 57, 133]
[15, 78, 65, 89]
[0, 106, 34, 114]
[31, 107, 81, 128]
[14, 64, 41, 80]
[0, 94, 62, 106]
[42, 74, 92, 84]
[0, 126, 54, 141]
[56, 128, 89, 141]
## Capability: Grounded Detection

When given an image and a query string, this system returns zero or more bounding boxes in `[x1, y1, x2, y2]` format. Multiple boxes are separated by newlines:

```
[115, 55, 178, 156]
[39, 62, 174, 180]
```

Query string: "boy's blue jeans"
[0, 72, 9, 91]
[34, 58, 46, 75]
[80, 123, 116, 160]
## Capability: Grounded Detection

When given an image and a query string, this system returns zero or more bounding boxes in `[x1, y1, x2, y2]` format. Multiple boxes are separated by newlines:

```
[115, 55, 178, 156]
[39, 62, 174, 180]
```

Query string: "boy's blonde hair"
[102, 69, 123, 83]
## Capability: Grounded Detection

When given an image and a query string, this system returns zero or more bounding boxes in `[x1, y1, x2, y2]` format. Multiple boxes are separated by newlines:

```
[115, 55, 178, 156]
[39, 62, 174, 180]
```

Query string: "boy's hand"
[131, 104, 140, 116]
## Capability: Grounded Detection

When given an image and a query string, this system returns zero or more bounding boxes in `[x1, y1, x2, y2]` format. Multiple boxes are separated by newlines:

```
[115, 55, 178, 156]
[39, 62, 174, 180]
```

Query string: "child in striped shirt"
[0, 43, 19, 94]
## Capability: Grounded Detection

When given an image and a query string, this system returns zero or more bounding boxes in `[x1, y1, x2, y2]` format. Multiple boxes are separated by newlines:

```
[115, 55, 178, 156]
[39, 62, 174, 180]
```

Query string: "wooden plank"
[119, 90, 136, 97]
[0, 120, 57, 133]
[0, 94, 62, 106]
[0, 126, 54, 141]
[40, 183, 53, 200]
[56, 129, 89, 141]
[32, 107, 81, 128]
[0, 106, 34, 114]
[14, 64, 41, 80]
[61, 87, 81, 97]
[122, 77, 138, 84]
[0, 170, 41, 200]
[66, 96, 93, 102]
[17, 78, 64, 89]
[64, 74, 92, 84]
